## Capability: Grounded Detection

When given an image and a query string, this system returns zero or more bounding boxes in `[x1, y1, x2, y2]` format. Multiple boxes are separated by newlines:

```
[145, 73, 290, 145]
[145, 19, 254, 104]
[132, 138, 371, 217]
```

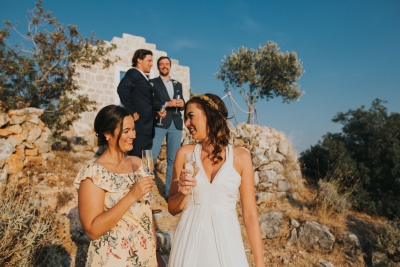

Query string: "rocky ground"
[22, 150, 389, 267]
[2, 109, 397, 266]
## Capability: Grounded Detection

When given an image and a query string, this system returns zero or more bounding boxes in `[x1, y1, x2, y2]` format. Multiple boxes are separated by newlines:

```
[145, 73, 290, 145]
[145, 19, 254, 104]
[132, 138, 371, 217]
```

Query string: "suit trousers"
[152, 122, 182, 197]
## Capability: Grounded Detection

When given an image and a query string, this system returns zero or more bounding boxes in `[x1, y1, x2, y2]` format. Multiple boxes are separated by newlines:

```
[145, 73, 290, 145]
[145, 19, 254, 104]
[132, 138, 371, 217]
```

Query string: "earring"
[106, 137, 109, 141]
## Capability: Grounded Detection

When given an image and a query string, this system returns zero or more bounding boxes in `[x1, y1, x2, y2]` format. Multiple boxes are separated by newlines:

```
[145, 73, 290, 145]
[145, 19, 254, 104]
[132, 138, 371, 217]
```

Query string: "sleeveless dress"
[74, 163, 157, 267]
[168, 144, 249, 267]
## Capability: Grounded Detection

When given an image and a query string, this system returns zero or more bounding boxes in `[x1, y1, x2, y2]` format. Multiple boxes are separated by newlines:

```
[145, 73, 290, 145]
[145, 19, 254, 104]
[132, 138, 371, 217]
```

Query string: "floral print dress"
[74, 163, 157, 267]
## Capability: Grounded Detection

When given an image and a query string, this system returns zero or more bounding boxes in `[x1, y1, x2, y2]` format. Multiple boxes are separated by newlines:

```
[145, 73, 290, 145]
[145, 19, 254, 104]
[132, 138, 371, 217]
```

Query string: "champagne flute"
[174, 94, 181, 114]
[184, 152, 197, 204]
[157, 104, 166, 126]
[142, 150, 154, 175]
[142, 150, 154, 198]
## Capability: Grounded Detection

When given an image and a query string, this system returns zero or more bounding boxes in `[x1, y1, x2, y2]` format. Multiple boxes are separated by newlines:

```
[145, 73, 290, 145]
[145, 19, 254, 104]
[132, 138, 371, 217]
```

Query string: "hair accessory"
[192, 94, 219, 110]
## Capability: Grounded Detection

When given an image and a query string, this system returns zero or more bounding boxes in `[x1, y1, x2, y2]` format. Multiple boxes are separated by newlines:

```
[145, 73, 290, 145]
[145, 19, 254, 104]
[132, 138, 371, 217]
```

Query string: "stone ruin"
[71, 33, 191, 137]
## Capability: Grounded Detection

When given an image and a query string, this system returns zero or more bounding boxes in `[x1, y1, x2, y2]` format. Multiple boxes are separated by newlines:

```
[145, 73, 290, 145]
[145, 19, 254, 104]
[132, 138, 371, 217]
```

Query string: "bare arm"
[168, 145, 197, 215]
[78, 176, 153, 240]
[235, 148, 264, 267]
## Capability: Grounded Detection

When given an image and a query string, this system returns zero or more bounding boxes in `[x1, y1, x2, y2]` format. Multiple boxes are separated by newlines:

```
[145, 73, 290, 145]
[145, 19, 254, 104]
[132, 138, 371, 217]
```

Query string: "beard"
[159, 68, 170, 76]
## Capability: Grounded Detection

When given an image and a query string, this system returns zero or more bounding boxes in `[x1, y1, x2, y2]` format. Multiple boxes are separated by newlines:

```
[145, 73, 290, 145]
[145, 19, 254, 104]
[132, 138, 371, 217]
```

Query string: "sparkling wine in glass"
[184, 152, 197, 204]
[142, 150, 154, 199]
[174, 94, 181, 114]
[157, 104, 166, 126]
[142, 150, 154, 175]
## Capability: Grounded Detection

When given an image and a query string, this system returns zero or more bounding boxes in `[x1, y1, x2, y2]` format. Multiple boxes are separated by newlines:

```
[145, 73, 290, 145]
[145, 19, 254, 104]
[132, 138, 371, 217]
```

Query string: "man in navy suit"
[117, 49, 155, 157]
[150, 56, 184, 198]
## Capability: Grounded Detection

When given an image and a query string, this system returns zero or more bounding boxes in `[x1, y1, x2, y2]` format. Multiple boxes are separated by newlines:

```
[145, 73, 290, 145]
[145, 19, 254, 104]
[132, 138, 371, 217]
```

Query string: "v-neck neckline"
[197, 144, 229, 184]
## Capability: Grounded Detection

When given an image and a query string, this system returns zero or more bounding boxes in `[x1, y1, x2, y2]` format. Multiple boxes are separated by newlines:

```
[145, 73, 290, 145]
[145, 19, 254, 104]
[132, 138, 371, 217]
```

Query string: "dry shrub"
[316, 179, 351, 215]
[0, 185, 68, 266]
[375, 220, 400, 263]
[57, 190, 74, 209]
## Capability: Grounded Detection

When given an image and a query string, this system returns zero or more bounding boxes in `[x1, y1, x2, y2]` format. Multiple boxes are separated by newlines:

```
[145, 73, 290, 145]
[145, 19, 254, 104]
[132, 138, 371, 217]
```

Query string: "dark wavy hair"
[131, 49, 153, 67]
[157, 56, 171, 70]
[94, 105, 132, 150]
[185, 93, 230, 163]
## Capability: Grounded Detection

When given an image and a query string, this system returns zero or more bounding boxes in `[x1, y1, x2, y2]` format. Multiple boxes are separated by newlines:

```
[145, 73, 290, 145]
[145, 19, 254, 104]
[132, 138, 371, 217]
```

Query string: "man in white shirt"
[150, 56, 184, 198]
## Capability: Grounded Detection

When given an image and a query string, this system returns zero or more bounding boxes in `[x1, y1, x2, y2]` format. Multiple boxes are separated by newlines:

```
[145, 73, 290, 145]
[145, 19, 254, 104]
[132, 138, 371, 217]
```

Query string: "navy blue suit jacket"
[150, 76, 184, 130]
[117, 68, 155, 135]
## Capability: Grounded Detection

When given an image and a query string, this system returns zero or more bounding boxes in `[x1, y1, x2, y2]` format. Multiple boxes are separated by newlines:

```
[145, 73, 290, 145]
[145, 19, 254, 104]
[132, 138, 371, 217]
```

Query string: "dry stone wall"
[0, 108, 55, 184]
[156, 122, 303, 202]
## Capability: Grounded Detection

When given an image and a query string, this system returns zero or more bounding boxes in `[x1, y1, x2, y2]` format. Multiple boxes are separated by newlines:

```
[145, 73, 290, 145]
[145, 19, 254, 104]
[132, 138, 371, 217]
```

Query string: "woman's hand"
[129, 176, 153, 200]
[177, 169, 197, 195]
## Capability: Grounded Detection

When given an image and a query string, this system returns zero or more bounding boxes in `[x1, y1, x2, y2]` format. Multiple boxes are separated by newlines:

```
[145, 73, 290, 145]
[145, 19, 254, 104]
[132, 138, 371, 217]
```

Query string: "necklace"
[105, 152, 126, 173]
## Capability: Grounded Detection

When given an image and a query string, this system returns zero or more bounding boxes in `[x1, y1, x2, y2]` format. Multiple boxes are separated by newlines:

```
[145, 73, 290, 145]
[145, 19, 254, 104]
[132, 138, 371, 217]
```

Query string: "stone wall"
[0, 108, 55, 184]
[157, 122, 303, 199]
[72, 33, 191, 137]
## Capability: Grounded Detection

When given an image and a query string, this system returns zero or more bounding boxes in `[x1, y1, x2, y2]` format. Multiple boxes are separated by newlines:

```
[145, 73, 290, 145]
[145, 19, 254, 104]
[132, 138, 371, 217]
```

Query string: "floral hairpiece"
[192, 94, 219, 110]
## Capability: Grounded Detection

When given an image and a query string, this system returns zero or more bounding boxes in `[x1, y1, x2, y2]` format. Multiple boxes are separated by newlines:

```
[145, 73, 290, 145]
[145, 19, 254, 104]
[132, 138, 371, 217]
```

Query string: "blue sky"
[1, 0, 399, 154]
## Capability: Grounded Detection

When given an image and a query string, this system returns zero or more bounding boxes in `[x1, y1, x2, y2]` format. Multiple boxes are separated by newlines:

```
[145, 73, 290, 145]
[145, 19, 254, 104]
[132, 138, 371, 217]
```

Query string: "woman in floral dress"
[74, 105, 164, 267]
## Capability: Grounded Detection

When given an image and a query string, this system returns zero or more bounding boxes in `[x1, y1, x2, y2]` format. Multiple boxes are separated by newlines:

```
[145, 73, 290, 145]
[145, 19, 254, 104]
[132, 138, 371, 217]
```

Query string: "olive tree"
[216, 41, 304, 123]
[0, 1, 119, 136]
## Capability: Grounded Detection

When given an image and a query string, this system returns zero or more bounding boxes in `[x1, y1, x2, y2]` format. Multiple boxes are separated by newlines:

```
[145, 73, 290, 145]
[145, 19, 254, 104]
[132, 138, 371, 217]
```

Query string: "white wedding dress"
[168, 144, 249, 267]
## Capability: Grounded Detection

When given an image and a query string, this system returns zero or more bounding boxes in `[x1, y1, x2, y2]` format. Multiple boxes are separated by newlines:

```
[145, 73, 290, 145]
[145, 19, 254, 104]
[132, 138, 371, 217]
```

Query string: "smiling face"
[158, 58, 171, 77]
[105, 115, 136, 152]
[185, 103, 208, 141]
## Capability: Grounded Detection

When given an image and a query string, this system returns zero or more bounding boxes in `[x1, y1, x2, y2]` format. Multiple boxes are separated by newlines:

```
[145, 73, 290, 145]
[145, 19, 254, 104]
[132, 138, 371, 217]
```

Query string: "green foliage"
[300, 99, 400, 218]
[0, 1, 119, 137]
[216, 42, 304, 123]
[0, 185, 68, 266]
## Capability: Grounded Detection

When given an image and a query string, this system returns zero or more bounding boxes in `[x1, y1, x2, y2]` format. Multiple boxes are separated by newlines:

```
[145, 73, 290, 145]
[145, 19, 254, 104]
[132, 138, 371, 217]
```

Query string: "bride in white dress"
[167, 94, 264, 267]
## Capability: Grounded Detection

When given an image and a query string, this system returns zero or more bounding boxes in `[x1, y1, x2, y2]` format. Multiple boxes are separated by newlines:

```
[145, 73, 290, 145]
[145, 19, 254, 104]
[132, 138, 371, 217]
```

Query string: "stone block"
[0, 112, 10, 127]
[256, 192, 276, 205]
[5, 154, 24, 175]
[298, 221, 335, 252]
[277, 180, 291, 192]
[259, 211, 283, 239]
[26, 114, 39, 124]
[0, 129, 9, 137]
[9, 115, 26, 125]
[25, 148, 38, 156]
[258, 170, 278, 184]
[12, 133, 27, 144]
[259, 161, 284, 173]
[0, 139, 16, 161]
[6, 136, 18, 147]
[7, 124, 23, 134]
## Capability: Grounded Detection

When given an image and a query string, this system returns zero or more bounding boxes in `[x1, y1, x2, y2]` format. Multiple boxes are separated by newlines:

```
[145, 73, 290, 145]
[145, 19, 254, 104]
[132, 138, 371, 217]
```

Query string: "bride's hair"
[185, 93, 230, 163]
